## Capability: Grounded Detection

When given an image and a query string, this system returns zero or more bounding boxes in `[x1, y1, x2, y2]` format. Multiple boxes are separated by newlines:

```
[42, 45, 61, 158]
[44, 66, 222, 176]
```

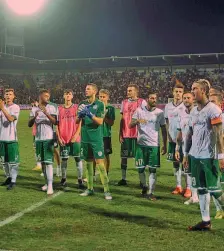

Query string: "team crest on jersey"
[98, 151, 103, 156]
[93, 105, 97, 110]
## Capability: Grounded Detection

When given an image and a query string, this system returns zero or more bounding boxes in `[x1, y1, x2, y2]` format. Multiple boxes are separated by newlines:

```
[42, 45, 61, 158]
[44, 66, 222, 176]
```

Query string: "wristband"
[218, 153, 224, 160]
[175, 145, 180, 151]
[183, 152, 188, 157]
[86, 112, 94, 119]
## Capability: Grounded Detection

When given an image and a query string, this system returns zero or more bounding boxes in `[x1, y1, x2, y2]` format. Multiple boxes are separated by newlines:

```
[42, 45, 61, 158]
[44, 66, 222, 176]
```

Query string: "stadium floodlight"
[5, 0, 47, 16]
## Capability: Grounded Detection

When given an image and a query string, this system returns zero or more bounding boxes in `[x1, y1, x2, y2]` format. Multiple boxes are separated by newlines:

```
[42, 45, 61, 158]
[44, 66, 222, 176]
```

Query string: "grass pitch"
[0, 110, 223, 251]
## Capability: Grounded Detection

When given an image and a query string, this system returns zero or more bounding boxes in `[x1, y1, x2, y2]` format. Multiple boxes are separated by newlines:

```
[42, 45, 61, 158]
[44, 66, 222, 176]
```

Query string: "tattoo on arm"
[176, 130, 182, 150]
[213, 123, 224, 154]
[185, 127, 193, 154]
[161, 125, 167, 146]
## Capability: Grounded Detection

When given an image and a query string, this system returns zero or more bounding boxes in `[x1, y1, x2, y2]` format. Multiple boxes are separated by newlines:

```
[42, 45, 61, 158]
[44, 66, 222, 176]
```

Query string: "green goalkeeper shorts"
[81, 141, 105, 161]
[0, 141, 20, 164]
[60, 142, 80, 159]
[191, 156, 221, 192]
[135, 145, 160, 169]
[35, 140, 54, 164]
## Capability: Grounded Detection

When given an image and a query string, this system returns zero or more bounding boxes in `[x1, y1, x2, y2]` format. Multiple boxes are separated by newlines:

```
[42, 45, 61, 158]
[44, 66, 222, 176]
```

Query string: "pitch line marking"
[0, 191, 63, 227]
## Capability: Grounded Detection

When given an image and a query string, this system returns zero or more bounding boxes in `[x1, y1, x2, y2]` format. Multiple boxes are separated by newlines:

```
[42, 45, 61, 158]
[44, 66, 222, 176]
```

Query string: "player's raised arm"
[28, 111, 38, 127]
[0, 92, 18, 122]
[39, 104, 57, 125]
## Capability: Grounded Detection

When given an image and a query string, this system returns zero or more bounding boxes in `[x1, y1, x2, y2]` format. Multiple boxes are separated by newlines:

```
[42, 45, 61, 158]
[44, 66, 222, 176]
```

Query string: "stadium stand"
[0, 67, 223, 107]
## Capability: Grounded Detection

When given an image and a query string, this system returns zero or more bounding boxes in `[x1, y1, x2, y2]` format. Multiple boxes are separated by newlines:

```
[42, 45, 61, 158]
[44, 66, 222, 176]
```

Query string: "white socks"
[149, 173, 156, 194]
[199, 193, 211, 222]
[61, 160, 67, 179]
[174, 168, 182, 187]
[185, 173, 191, 189]
[46, 164, 53, 189]
[10, 164, 19, 183]
[76, 161, 83, 179]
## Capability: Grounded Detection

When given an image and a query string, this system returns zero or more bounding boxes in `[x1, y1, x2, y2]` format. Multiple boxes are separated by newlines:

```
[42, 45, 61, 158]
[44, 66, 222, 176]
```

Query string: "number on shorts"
[168, 153, 173, 160]
[191, 177, 196, 187]
[136, 159, 143, 166]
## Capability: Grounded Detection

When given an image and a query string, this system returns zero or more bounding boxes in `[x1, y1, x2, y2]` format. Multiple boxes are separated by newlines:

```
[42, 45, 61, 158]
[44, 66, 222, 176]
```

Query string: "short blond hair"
[99, 89, 110, 96]
[194, 79, 211, 94]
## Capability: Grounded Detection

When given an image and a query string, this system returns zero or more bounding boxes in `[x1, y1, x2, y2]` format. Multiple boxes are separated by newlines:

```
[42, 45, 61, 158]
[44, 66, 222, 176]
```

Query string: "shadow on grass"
[51, 200, 182, 230]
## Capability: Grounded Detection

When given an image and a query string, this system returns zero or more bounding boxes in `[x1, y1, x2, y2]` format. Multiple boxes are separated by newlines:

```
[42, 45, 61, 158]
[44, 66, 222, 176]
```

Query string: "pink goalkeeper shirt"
[58, 104, 81, 144]
[120, 98, 145, 138]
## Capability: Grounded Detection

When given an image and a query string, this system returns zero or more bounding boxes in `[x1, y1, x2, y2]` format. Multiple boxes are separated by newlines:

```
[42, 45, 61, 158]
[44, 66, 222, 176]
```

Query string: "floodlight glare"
[6, 0, 46, 16]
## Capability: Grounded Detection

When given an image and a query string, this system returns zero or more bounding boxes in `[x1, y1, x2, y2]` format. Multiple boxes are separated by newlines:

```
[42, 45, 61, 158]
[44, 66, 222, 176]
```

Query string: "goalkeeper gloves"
[84, 107, 94, 119]
[78, 110, 86, 119]
[77, 104, 94, 119]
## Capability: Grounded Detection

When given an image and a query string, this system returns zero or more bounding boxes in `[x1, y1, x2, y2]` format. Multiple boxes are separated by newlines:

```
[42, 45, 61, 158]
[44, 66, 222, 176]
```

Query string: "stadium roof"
[1, 52, 224, 70]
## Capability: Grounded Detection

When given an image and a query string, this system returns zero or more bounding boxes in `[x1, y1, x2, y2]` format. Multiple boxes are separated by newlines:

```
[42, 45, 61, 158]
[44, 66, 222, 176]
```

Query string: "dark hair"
[39, 89, 50, 95]
[148, 91, 157, 96]
[173, 82, 184, 90]
[64, 89, 74, 95]
[5, 88, 14, 93]
[183, 91, 193, 96]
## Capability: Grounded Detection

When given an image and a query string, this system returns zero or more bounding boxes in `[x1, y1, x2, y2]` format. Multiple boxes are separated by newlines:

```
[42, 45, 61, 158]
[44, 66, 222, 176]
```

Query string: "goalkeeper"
[77, 83, 112, 200]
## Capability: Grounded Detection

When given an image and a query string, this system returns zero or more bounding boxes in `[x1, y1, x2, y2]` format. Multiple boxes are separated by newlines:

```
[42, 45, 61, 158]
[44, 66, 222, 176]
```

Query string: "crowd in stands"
[0, 67, 223, 104]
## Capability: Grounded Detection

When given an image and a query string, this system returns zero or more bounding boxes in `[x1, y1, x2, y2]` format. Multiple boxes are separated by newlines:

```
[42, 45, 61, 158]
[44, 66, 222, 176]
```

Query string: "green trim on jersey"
[103, 104, 115, 137]
[79, 99, 105, 144]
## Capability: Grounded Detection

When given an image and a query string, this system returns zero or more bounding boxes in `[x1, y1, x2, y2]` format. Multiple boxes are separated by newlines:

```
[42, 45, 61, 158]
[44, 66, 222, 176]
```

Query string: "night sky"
[21, 0, 224, 59]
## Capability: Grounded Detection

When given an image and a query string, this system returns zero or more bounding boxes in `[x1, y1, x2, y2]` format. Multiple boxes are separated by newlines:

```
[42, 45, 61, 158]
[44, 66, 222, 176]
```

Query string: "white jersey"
[177, 108, 191, 151]
[164, 102, 185, 142]
[30, 103, 58, 141]
[132, 106, 166, 147]
[0, 103, 20, 142]
[189, 102, 222, 159]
